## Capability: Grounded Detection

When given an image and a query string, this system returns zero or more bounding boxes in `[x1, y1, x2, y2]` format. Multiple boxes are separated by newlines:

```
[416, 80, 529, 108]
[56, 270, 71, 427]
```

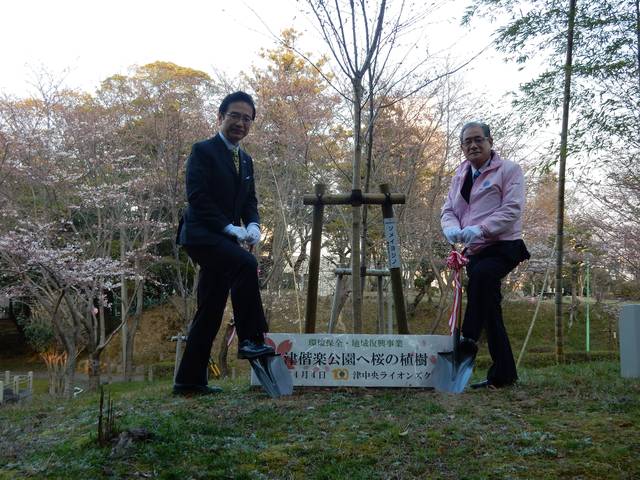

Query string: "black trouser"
[462, 240, 529, 386]
[175, 238, 268, 386]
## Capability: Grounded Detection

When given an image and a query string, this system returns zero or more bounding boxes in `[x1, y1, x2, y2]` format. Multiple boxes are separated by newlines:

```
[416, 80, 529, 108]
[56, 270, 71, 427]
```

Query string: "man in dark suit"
[173, 91, 273, 395]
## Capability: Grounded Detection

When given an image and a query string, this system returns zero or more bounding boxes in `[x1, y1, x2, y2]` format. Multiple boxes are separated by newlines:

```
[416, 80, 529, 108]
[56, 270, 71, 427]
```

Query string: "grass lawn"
[1, 361, 638, 479]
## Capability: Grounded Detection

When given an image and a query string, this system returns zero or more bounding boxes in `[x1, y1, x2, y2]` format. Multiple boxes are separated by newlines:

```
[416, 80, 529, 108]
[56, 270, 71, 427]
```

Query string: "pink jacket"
[441, 151, 525, 255]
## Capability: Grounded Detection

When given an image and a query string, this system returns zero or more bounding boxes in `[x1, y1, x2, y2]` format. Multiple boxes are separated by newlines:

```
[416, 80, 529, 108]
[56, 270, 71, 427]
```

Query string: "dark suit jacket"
[177, 133, 259, 245]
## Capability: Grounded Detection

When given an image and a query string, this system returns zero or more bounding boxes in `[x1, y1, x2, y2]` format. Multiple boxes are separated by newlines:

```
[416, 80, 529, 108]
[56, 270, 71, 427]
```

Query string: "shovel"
[432, 250, 475, 393]
[249, 353, 293, 398]
[432, 331, 475, 393]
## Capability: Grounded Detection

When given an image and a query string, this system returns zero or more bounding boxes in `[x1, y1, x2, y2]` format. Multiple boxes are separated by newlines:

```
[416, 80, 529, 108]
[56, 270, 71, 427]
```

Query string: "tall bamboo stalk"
[554, 0, 577, 364]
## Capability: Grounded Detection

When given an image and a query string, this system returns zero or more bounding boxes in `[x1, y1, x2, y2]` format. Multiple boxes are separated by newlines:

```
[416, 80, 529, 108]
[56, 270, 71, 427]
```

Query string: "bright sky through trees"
[1, 0, 530, 106]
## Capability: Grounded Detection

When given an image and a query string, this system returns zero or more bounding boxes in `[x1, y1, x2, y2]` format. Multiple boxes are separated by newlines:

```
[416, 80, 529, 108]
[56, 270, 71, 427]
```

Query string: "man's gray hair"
[460, 122, 491, 143]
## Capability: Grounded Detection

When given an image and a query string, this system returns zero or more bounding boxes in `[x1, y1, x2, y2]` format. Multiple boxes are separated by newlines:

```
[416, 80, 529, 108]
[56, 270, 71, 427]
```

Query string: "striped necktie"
[232, 148, 240, 175]
[472, 169, 481, 183]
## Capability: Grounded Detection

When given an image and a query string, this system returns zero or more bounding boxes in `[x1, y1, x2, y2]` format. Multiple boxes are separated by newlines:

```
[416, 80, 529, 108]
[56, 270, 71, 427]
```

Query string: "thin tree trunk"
[554, 0, 577, 364]
[430, 269, 451, 334]
[124, 276, 143, 381]
[99, 279, 106, 342]
[127, 208, 149, 378]
[62, 349, 77, 400]
[120, 225, 129, 374]
[87, 351, 101, 392]
[352, 78, 363, 333]
[360, 69, 376, 297]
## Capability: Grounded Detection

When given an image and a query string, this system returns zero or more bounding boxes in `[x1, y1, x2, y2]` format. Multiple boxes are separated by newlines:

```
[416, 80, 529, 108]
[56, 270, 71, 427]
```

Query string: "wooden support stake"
[388, 294, 394, 334]
[380, 183, 409, 334]
[174, 335, 184, 382]
[377, 276, 384, 334]
[328, 274, 345, 333]
[305, 183, 326, 333]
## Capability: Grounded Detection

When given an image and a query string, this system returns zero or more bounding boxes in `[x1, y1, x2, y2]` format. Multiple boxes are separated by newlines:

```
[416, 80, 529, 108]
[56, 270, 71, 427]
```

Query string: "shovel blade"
[249, 355, 293, 398]
[432, 351, 475, 394]
[249, 357, 281, 398]
[266, 355, 293, 396]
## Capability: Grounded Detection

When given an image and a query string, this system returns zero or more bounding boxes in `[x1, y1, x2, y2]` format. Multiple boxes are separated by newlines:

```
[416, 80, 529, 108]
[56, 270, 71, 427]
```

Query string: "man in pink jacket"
[441, 121, 530, 389]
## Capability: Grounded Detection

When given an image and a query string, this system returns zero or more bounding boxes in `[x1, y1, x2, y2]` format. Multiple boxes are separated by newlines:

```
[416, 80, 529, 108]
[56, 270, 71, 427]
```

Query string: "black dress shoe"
[172, 384, 223, 396]
[470, 380, 496, 390]
[237, 339, 275, 359]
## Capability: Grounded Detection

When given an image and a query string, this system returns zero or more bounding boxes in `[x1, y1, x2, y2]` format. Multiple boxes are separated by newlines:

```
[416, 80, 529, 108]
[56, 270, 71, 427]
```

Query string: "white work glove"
[443, 227, 463, 244]
[223, 224, 248, 243]
[246, 222, 261, 246]
[461, 225, 482, 245]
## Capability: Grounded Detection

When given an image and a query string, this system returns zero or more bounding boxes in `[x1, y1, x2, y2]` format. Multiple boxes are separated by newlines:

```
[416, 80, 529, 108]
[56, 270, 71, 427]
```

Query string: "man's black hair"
[460, 121, 491, 143]
[219, 91, 256, 120]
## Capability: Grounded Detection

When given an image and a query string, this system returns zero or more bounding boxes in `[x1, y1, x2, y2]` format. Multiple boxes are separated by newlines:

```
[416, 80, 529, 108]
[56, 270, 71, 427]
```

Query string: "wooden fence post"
[0, 381, 4, 403]
[28, 372, 33, 394]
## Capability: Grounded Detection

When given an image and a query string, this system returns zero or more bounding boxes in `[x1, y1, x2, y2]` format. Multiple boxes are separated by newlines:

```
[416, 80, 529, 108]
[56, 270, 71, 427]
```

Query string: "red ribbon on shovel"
[446, 249, 469, 335]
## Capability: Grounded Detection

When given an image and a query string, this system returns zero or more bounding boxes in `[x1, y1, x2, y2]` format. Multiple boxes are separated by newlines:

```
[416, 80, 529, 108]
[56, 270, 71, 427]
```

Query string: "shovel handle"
[449, 244, 465, 357]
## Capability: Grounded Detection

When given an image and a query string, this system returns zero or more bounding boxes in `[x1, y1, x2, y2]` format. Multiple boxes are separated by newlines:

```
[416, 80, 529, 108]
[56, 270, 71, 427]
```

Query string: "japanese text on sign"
[251, 333, 452, 388]
[383, 218, 401, 268]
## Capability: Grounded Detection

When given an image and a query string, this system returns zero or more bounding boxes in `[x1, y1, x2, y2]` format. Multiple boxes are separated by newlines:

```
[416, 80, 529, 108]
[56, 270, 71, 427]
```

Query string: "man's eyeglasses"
[225, 112, 254, 124]
[461, 136, 487, 147]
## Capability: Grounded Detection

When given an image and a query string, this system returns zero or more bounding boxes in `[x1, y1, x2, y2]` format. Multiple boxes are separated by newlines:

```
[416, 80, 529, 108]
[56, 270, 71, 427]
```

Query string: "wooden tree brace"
[303, 183, 408, 334]
[303, 191, 405, 206]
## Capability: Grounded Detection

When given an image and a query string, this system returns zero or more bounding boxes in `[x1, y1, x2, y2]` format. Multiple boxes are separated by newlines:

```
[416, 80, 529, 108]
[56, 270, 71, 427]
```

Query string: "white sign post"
[251, 333, 452, 388]
[620, 304, 640, 378]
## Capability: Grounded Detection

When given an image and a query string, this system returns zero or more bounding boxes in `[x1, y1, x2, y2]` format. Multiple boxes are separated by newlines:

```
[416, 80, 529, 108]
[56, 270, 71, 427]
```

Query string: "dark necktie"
[461, 167, 473, 203]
